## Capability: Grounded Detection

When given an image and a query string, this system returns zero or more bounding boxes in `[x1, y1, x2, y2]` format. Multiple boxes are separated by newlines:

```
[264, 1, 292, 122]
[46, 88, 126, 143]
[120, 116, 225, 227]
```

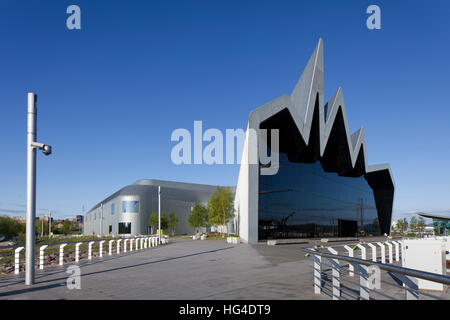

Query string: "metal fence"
[303, 244, 450, 300]
[0, 236, 167, 276]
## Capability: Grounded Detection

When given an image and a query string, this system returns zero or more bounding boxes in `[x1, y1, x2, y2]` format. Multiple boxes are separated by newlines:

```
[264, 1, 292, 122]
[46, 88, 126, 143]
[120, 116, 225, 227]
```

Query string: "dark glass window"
[122, 201, 139, 213]
[118, 222, 131, 234]
[259, 153, 380, 240]
[109, 225, 112, 234]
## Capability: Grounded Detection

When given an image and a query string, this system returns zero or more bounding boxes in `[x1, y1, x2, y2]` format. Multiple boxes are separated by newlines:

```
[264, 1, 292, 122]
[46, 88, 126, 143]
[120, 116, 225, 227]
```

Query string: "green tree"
[161, 212, 169, 230]
[416, 217, 426, 236]
[409, 216, 418, 234]
[207, 186, 234, 237]
[149, 212, 158, 234]
[396, 218, 409, 235]
[188, 203, 208, 234]
[168, 211, 179, 236]
[62, 220, 72, 234]
[161, 213, 169, 231]
[0, 216, 25, 240]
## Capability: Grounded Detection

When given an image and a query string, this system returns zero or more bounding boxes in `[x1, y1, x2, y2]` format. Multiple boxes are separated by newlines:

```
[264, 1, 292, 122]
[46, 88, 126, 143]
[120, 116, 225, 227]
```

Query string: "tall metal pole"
[49, 212, 51, 237]
[158, 186, 161, 244]
[26, 93, 37, 285]
[100, 203, 103, 236]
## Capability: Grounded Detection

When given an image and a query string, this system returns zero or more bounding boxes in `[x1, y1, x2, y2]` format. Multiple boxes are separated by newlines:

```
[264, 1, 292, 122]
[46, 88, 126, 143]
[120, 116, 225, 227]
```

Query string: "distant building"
[83, 179, 227, 236]
[12, 216, 26, 223]
[76, 215, 84, 224]
[417, 212, 450, 236]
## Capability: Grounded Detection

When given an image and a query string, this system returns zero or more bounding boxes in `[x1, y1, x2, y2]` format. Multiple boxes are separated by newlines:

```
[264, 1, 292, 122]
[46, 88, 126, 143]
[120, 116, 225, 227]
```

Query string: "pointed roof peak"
[290, 38, 324, 118]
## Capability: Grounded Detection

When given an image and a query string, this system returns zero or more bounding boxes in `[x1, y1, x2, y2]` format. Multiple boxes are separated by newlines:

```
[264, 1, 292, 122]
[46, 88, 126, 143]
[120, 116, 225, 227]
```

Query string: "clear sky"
[0, 0, 449, 222]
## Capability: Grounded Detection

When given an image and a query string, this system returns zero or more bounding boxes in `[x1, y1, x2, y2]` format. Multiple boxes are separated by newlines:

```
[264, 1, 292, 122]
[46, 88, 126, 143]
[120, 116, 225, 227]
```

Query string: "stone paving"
[0, 238, 448, 300]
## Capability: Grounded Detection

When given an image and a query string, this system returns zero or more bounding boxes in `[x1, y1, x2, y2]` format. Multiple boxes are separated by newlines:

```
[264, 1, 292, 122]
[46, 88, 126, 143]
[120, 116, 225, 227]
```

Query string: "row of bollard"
[314, 240, 402, 300]
[14, 236, 161, 274]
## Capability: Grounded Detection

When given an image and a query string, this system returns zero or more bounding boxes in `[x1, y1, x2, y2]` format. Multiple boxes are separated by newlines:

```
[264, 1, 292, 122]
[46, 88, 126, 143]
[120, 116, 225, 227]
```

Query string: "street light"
[26, 93, 52, 286]
[158, 186, 161, 244]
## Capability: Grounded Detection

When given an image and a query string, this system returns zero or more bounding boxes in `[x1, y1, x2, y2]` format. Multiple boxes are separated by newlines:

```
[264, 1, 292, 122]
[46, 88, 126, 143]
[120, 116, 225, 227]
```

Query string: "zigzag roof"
[247, 38, 394, 184]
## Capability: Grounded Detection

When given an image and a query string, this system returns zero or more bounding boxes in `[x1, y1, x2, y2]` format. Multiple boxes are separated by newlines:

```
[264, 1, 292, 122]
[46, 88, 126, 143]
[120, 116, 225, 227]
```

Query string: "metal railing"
[303, 247, 450, 300]
[0, 235, 168, 276]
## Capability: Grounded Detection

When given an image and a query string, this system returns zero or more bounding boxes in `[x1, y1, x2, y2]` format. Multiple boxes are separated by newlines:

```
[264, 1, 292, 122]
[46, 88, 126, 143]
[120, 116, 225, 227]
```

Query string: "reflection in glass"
[122, 201, 139, 213]
[118, 222, 131, 234]
[259, 153, 380, 240]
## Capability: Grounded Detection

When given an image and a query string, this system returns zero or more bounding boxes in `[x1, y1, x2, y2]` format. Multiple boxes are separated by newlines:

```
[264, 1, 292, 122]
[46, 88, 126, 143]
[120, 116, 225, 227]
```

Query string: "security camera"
[42, 144, 52, 156]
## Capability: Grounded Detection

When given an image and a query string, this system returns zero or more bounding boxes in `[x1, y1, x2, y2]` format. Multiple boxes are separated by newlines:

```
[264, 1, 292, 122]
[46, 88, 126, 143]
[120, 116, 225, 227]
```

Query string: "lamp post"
[158, 186, 161, 244]
[25, 93, 52, 286]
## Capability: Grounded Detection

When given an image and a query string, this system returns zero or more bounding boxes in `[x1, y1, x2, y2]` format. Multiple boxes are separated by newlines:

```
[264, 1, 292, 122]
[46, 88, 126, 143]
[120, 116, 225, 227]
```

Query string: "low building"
[418, 212, 450, 236]
[83, 179, 225, 236]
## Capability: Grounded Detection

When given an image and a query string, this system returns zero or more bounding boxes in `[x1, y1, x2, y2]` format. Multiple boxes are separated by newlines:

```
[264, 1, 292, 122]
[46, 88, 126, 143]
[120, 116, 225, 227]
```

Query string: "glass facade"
[432, 218, 450, 236]
[122, 201, 139, 213]
[118, 222, 132, 234]
[258, 153, 380, 240]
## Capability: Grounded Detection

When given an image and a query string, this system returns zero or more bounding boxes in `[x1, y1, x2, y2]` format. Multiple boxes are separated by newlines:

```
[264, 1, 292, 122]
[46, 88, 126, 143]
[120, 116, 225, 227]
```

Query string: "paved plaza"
[0, 238, 448, 300]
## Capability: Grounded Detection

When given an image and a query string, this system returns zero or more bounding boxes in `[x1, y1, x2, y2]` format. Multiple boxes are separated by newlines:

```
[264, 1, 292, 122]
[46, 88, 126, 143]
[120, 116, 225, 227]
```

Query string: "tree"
[161, 212, 169, 231]
[396, 218, 409, 235]
[149, 212, 158, 234]
[207, 186, 234, 237]
[188, 203, 208, 234]
[409, 216, 418, 234]
[168, 212, 179, 236]
[0, 216, 25, 240]
[416, 217, 426, 236]
[62, 220, 72, 234]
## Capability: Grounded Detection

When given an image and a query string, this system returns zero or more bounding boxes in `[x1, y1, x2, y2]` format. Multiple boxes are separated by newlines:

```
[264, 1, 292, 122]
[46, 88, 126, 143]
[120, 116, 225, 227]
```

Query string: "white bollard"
[75, 242, 82, 262]
[151, 237, 155, 247]
[130, 239, 134, 251]
[343, 245, 354, 276]
[117, 239, 122, 254]
[313, 250, 322, 294]
[367, 243, 377, 262]
[356, 244, 367, 260]
[59, 244, 67, 266]
[124, 239, 129, 253]
[327, 247, 340, 300]
[376, 242, 386, 264]
[39, 245, 48, 270]
[141, 238, 144, 249]
[109, 240, 114, 256]
[99, 240, 105, 257]
[14, 247, 24, 275]
[392, 241, 400, 262]
[88, 241, 94, 260]
[386, 242, 393, 264]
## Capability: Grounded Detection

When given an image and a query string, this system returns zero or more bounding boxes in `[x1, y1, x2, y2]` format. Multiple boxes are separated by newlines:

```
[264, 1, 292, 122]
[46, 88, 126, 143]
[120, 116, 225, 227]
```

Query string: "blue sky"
[0, 0, 449, 222]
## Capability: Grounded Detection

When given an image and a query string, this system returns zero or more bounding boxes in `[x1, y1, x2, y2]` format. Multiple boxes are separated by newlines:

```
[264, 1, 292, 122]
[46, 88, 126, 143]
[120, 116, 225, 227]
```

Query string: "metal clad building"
[234, 39, 395, 243]
[83, 179, 223, 236]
